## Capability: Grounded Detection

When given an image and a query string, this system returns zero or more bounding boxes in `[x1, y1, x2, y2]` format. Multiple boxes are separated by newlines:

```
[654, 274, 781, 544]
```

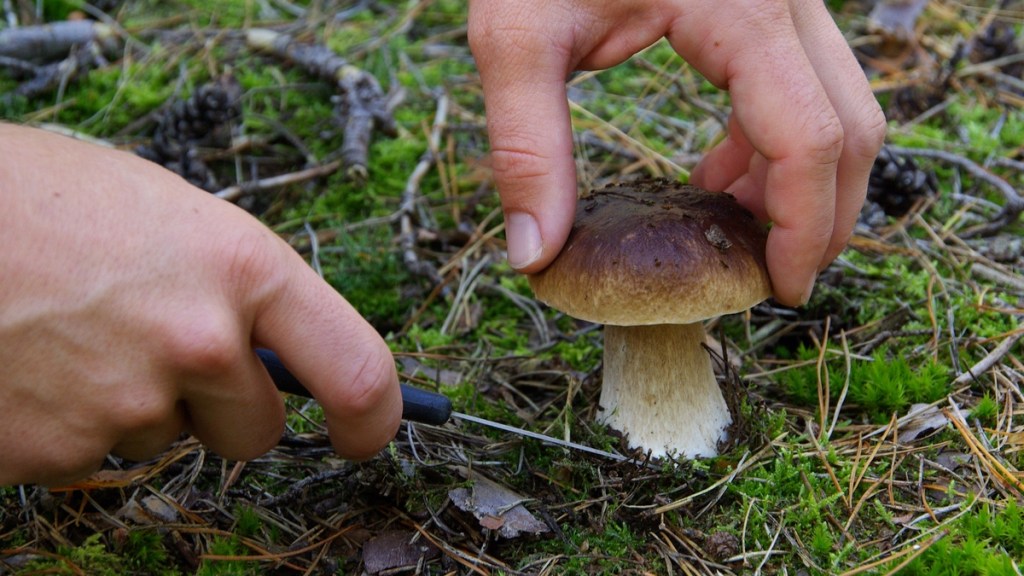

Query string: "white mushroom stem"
[599, 323, 731, 458]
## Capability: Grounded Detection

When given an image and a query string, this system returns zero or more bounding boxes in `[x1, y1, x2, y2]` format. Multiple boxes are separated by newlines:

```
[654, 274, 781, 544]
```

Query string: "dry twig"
[398, 92, 449, 285]
[246, 28, 398, 180]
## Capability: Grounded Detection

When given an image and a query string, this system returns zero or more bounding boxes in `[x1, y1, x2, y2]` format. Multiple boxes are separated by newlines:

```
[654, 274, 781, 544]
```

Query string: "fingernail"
[800, 274, 817, 306]
[505, 212, 543, 270]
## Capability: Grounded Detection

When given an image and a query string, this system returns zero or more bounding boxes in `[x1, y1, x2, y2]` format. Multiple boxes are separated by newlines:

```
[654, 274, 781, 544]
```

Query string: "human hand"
[468, 0, 886, 306]
[0, 124, 402, 486]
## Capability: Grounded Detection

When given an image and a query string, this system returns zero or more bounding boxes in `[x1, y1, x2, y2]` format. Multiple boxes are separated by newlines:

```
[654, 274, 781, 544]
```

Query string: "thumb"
[252, 251, 402, 460]
[470, 3, 578, 272]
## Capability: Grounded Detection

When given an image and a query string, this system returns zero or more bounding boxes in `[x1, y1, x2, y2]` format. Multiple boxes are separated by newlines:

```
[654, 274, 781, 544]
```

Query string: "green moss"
[781, 345, 950, 423]
[232, 505, 263, 539]
[176, 0, 252, 27]
[947, 101, 1024, 155]
[21, 531, 181, 576]
[34, 55, 176, 130]
[121, 530, 180, 575]
[779, 344, 823, 406]
[41, 0, 85, 21]
[322, 228, 411, 328]
[531, 521, 648, 573]
[971, 393, 999, 427]
[285, 399, 324, 433]
[399, 324, 457, 351]
[847, 351, 949, 422]
[196, 537, 260, 576]
[893, 500, 1024, 575]
[810, 521, 837, 560]
[324, 20, 376, 56]
[549, 336, 602, 373]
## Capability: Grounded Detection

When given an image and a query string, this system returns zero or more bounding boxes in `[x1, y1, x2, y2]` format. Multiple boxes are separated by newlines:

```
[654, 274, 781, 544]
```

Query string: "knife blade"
[256, 348, 640, 464]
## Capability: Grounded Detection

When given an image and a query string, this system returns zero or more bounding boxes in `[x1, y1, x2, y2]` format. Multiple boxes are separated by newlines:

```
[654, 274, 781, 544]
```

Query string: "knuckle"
[468, 8, 549, 59]
[729, 2, 792, 50]
[162, 312, 240, 377]
[847, 103, 888, 161]
[489, 146, 553, 185]
[322, 345, 397, 419]
[803, 110, 845, 166]
[110, 390, 178, 434]
[467, 17, 501, 56]
[810, 215, 836, 244]
[217, 229, 284, 297]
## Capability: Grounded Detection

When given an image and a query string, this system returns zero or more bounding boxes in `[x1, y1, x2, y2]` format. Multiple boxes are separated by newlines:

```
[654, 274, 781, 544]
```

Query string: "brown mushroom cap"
[528, 178, 772, 326]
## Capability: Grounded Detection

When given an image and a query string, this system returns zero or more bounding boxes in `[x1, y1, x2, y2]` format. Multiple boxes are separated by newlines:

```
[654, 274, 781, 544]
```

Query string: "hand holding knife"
[256, 348, 452, 426]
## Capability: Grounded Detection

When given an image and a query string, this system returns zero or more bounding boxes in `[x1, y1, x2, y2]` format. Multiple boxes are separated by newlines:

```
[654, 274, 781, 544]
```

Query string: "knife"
[255, 348, 453, 426]
[256, 348, 639, 463]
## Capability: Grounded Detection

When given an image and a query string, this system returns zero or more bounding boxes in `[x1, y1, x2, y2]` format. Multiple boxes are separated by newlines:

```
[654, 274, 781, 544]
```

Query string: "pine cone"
[137, 75, 242, 191]
[866, 146, 938, 217]
[969, 20, 1022, 77]
[152, 75, 242, 155]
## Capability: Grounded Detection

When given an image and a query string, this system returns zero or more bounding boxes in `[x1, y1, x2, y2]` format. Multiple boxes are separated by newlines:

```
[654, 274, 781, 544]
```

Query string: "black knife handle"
[255, 348, 452, 426]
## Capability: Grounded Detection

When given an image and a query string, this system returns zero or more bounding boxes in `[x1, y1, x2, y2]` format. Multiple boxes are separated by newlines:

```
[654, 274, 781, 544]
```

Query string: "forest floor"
[2, 0, 1024, 574]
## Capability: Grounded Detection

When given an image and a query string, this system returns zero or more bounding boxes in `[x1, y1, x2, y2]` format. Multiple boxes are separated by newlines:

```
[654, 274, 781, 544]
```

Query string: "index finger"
[468, 2, 578, 273]
[251, 245, 403, 460]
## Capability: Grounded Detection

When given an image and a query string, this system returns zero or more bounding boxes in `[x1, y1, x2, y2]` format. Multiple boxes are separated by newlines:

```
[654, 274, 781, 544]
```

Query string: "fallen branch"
[0, 20, 116, 62]
[246, 28, 398, 181]
[8, 43, 104, 99]
[887, 145, 1024, 236]
[259, 467, 353, 507]
[0, 20, 117, 101]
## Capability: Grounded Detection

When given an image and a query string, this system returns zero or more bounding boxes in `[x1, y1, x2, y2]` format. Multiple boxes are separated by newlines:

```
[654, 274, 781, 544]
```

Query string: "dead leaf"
[935, 450, 973, 471]
[449, 470, 549, 539]
[362, 530, 438, 575]
[118, 495, 179, 525]
[898, 403, 950, 443]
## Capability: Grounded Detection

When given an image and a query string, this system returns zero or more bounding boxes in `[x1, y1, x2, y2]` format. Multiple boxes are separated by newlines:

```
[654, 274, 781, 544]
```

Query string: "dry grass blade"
[945, 402, 1024, 496]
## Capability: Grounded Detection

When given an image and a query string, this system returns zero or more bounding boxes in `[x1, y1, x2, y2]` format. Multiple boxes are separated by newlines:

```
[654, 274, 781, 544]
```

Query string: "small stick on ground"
[952, 330, 1024, 387]
[215, 159, 343, 202]
[398, 93, 449, 285]
[246, 28, 398, 181]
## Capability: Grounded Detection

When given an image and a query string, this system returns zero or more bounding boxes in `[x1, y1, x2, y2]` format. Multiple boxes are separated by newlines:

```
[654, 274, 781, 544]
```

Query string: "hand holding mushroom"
[529, 179, 770, 457]
[469, 0, 886, 306]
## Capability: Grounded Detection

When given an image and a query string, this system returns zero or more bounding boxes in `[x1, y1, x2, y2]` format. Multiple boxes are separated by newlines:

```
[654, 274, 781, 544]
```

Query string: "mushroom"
[528, 178, 771, 458]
